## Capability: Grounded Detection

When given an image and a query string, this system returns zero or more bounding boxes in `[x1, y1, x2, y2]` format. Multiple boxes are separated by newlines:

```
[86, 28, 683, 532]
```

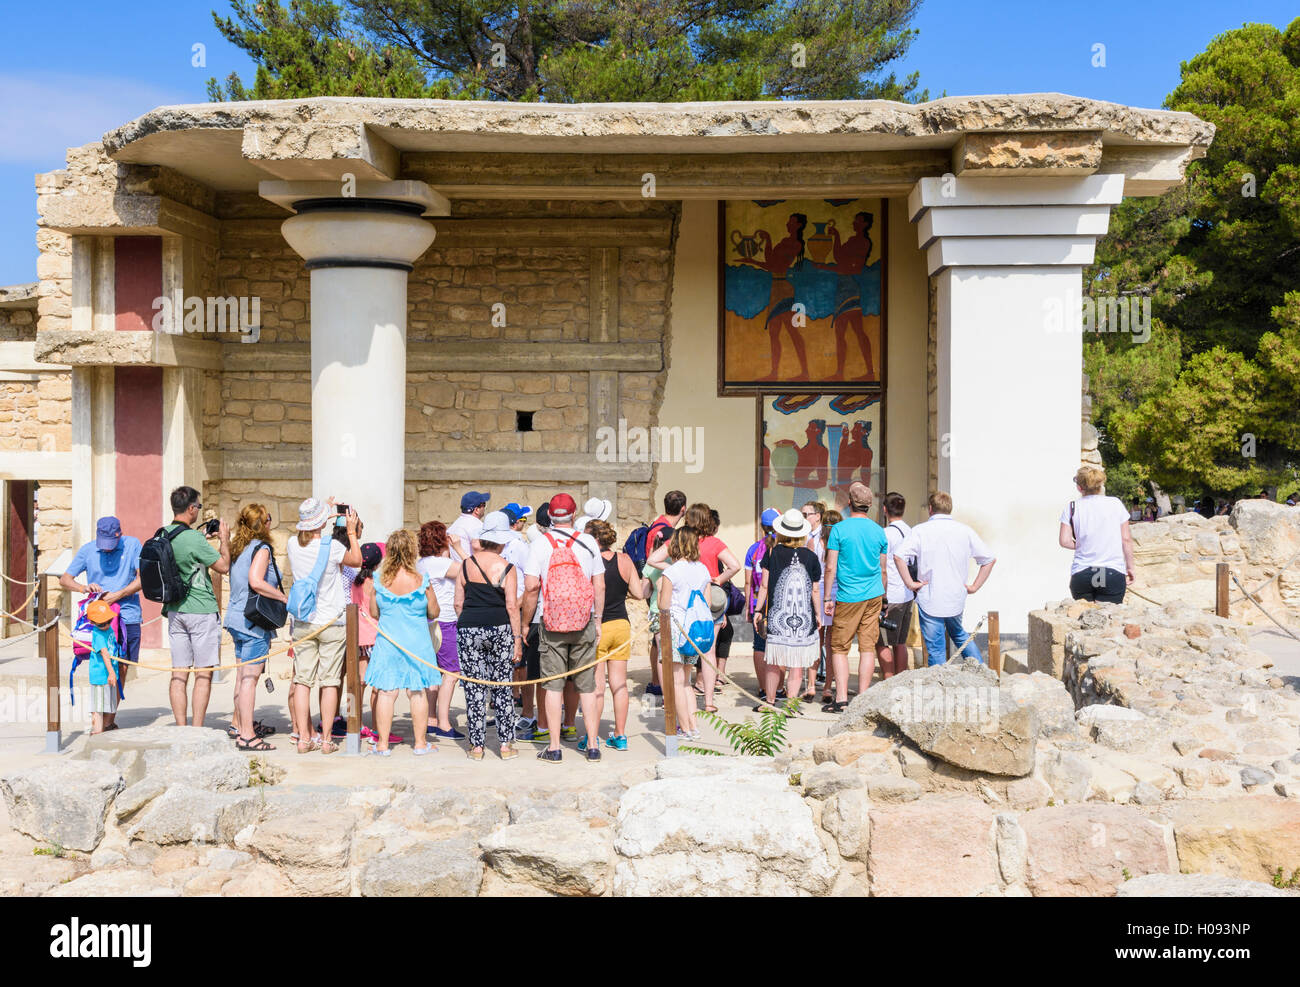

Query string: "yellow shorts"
[597, 619, 632, 663]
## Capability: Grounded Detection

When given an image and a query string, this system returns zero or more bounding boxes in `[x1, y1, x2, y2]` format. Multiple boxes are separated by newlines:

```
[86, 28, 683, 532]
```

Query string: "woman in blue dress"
[364, 529, 441, 756]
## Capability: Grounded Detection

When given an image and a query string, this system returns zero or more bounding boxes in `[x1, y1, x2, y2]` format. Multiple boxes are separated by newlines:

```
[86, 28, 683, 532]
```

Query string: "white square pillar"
[910, 175, 1125, 636]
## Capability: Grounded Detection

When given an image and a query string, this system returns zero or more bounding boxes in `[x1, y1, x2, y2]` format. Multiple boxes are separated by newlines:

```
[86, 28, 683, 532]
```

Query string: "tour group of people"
[62, 464, 1139, 759]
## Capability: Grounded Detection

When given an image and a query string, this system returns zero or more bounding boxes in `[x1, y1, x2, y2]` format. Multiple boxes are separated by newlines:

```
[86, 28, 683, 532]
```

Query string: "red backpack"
[542, 531, 595, 633]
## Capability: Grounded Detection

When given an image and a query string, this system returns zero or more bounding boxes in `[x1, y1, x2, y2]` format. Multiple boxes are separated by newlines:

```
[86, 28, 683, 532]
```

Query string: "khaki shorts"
[597, 619, 632, 664]
[168, 611, 220, 669]
[292, 621, 346, 688]
[540, 623, 598, 694]
[830, 596, 883, 655]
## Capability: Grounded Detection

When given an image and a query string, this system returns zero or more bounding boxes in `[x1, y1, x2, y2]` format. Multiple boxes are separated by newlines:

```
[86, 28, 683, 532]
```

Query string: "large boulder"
[1171, 798, 1300, 883]
[479, 820, 616, 896]
[614, 778, 835, 897]
[2, 761, 124, 852]
[248, 811, 358, 896]
[359, 838, 483, 897]
[866, 795, 998, 896]
[380, 786, 509, 839]
[44, 869, 180, 897]
[999, 672, 1079, 740]
[1117, 873, 1293, 897]
[126, 785, 260, 846]
[1020, 804, 1176, 896]
[832, 660, 1037, 777]
[1230, 499, 1300, 566]
[1076, 705, 1157, 752]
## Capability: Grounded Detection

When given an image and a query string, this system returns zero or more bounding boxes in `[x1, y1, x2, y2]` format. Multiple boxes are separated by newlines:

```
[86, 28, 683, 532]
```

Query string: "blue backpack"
[624, 519, 670, 570]
[673, 587, 716, 658]
[287, 537, 332, 622]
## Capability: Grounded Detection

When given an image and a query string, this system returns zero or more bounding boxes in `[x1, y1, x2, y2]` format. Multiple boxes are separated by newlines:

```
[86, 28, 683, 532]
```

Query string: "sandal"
[236, 735, 274, 752]
[702, 705, 719, 714]
[800, 692, 817, 703]
[297, 737, 321, 754]
[467, 747, 484, 761]
[821, 700, 848, 713]
[320, 739, 340, 755]
[500, 745, 519, 761]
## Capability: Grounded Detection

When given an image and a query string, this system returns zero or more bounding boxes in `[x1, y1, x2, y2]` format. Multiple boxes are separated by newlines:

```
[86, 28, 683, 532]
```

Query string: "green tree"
[208, 0, 928, 103]
[1084, 18, 1300, 497]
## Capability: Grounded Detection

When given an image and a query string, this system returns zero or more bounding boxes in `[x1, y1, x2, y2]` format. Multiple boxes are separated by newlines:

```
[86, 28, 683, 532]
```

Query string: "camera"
[333, 504, 359, 543]
[879, 616, 898, 633]
[202, 518, 221, 537]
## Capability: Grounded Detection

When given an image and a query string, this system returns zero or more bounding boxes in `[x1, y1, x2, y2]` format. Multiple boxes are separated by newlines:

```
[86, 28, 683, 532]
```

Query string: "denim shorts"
[227, 627, 271, 665]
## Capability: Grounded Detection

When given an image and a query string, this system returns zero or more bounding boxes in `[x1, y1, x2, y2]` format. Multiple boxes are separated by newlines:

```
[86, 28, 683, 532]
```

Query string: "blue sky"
[0, 0, 1294, 283]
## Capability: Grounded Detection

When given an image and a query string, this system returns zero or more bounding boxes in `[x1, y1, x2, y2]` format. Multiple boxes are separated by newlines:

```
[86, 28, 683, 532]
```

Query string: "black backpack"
[890, 523, 919, 582]
[140, 525, 189, 604]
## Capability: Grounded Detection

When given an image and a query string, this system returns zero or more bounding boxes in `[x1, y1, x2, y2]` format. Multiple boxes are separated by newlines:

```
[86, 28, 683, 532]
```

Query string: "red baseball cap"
[548, 493, 576, 521]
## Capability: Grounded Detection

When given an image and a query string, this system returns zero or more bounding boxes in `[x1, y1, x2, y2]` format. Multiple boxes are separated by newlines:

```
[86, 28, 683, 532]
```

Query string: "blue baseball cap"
[760, 508, 780, 528]
[96, 516, 122, 551]
[460, 491, 490, 512]
[503, 503, 531, 523]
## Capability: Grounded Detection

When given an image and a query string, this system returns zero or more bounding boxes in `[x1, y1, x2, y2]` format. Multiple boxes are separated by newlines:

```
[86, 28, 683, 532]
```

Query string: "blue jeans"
[917, 607, 983, 666]
[227, 627, 271, 665]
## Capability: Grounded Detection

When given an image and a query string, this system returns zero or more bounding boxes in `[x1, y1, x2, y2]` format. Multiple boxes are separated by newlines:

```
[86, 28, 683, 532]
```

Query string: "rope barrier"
[111, 617, 334, 674]
[0, 571, 37, 587]
[358, 609, 630, 686]
[1228, 569, 1300, 644]
[0, 585, 41, 622]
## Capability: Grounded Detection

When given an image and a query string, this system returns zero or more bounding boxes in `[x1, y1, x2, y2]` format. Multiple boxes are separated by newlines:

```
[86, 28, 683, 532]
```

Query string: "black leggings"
[1069, 567, 1127, 604]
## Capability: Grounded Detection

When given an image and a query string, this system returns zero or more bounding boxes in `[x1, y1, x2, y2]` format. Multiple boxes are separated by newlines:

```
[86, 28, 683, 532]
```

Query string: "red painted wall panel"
[114, 236, 161, 333]
[115, 368, 164, 646]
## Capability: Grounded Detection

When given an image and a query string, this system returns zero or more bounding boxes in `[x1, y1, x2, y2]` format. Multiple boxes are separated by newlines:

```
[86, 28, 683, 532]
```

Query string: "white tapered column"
[909, 174, 1125, 635]
[278, 197, 436, 538]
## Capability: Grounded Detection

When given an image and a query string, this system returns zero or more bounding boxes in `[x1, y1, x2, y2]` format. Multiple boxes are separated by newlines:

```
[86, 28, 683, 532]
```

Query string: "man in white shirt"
[876, 491, 914, 679]
[448, 491, 489, 561]
[522, 493, 605, 763]
[894, 491, 996, 667]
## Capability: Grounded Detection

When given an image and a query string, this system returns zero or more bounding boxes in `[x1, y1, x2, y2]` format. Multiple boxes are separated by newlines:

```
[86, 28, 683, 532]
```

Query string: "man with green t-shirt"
[163, 485, 230, 727]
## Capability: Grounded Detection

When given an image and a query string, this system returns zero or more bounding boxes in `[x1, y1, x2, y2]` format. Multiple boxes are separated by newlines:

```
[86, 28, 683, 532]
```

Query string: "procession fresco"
[759, 394, 883, 515]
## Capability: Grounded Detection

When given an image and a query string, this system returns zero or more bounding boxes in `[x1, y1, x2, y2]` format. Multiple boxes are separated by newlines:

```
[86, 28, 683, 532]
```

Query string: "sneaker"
[586, 745, 602, 762]
[429, 726, 466, 740]
[537, 748, 562, 764]
[605, 734, 628, 752]
[577, 736, 588, 752]
[688, 729, 702, 742]
[561, 725, 578, 743]
[530, 728, 551, 744]
[646, 684, 663, 697]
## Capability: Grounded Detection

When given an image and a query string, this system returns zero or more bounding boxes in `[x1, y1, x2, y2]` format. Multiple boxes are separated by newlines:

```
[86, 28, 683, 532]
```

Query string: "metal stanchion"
[1215, 563, 1229, 618]
[988, 611, 1001, 678]
[659, 608, 678, 757]
[344, 603, 361, 756]
[39, 574, 60, 754]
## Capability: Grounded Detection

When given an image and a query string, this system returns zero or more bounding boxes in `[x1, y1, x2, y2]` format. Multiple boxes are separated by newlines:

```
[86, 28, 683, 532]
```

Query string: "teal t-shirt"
[162, 523, 220, 615]
[89, 625, 120, 686]
[825, 516, 889, 603]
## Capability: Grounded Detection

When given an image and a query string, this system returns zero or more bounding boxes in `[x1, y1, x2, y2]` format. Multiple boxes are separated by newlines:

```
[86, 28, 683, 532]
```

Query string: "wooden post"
[344, 603, 361, 755]
[1215, 563, 1229, 618]
[39, 574, 60, 753]
[987, 611, 1001, 679]
[659, 609, 677, 755]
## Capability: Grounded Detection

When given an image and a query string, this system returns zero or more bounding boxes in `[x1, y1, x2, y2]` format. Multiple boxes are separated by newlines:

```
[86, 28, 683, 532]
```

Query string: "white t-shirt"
[662, 559, 711, 624]
[524, 527, 602, 622]
[883, 519, 914, 605]
[1061, 495, 1129, 575]
[894, 515, 995, 619]
[447, 513, 483, 562]
[416, 555, 458, 619]
[286, 536, 348, 625]
[502, 535, 530, 601]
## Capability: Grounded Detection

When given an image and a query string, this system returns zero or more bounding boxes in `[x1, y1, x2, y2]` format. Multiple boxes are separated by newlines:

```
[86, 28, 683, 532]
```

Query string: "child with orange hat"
[85, 599, 121, 734]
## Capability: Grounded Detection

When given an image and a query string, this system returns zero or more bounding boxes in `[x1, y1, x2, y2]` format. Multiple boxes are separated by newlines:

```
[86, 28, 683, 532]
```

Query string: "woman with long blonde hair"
[224, 502, 286, 751]
[365, 529, 441, 755]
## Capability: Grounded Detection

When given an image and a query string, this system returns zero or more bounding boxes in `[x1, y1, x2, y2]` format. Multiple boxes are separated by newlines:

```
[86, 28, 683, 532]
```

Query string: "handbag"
[245, 543, 288, 631]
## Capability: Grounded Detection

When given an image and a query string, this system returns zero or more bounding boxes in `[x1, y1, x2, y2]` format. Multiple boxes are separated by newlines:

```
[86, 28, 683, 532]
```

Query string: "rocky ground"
[3, 592, 1298, 896]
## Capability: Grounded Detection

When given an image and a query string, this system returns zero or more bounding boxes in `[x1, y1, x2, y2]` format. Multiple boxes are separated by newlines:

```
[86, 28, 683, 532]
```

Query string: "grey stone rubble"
[5, 583, 1300, 897]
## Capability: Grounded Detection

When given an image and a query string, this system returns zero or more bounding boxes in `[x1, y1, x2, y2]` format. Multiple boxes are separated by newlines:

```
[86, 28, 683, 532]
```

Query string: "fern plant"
[681, 698, 800, 757]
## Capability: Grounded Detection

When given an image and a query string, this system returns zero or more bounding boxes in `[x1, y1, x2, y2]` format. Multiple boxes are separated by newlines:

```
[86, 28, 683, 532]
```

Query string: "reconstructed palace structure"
[0, 95, 1213, 643]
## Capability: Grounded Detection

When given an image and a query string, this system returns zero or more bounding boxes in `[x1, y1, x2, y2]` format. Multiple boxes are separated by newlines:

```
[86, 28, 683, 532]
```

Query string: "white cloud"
[0, 72, 188, 167]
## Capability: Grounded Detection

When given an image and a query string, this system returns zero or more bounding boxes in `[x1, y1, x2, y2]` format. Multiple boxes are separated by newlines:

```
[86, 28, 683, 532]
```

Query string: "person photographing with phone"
[159, 486, 230, 727]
